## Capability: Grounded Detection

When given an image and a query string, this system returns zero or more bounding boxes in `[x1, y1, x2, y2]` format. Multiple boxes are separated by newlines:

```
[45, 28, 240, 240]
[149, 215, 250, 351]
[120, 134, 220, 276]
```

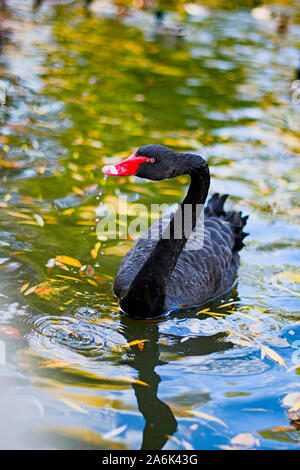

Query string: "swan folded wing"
[114, 213, 238, 310]
[165, 216, 238, 309]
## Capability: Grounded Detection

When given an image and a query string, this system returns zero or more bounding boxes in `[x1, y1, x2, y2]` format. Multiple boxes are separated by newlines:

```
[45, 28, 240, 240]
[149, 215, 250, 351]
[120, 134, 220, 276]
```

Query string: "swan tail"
[205, 193, 249, 252]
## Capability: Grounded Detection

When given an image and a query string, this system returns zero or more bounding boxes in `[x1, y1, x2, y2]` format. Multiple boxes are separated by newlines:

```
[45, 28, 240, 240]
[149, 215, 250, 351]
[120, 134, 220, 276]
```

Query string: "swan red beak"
[102, 154, 148, 176]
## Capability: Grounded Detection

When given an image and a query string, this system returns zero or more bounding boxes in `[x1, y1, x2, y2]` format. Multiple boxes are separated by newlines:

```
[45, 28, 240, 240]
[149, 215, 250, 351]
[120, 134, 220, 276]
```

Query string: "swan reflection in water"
[120, 291, 237, 450]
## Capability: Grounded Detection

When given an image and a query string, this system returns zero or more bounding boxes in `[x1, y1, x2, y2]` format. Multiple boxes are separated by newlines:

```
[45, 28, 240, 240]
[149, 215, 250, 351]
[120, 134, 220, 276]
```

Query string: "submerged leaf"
[102, 425, 127, 440]
[60, 398, 88, 414]
[168, 403, 227, 427]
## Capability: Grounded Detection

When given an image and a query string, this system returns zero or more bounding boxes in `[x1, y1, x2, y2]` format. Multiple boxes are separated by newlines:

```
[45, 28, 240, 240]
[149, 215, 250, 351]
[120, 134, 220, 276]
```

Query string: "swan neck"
[120, 154, 210, 318]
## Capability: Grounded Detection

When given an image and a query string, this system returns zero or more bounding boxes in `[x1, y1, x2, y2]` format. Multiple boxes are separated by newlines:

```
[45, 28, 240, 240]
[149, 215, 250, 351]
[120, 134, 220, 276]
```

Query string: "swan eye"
[149, 157, 155, 163]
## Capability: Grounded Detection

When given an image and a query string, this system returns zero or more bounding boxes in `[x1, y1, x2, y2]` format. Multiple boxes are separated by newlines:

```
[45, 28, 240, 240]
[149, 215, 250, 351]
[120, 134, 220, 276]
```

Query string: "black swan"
[102, 144, 248, 319]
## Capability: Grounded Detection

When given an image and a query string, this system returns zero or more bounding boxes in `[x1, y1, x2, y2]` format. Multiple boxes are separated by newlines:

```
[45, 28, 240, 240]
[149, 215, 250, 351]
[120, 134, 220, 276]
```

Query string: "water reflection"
[0, 0, 299, 450]
[121, 316, 178, 450]
[120, 292, 237, 449]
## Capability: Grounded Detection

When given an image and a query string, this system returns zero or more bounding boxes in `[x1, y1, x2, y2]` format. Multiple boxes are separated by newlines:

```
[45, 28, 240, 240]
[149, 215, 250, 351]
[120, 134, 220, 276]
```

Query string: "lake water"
[0, 0, 299, 450]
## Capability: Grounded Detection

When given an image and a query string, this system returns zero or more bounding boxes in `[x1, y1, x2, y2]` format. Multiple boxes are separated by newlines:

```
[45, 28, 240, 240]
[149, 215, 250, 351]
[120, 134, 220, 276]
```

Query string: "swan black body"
[103, 145, 248, 319]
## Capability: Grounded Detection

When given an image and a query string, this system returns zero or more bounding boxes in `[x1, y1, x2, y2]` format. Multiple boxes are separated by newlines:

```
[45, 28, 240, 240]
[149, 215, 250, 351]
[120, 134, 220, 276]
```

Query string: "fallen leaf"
[0, 325, 21, 339]
[60, 398, 88, 414]
[55, 255, 82, 268]
[168, 403, 227, 427]
[230, 338, 254, 348]
[123, 339, 149, 348]
[5, 210, 32, 220]
[86, 279, 98, 287]
[91, 242, 101, 259]
[260, 344, 287, 368]
[102, 425, 127, 440]
[230, 433, 260, 449]
[23, 284, 42, 296]
[282, 393, 300, 408]
[20, 282, 30, 294]
[35, 285, 52, 296]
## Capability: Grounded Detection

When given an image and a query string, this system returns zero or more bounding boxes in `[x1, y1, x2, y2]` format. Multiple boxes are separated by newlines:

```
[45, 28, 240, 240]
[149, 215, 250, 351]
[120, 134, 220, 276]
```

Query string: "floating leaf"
[0, 158, 23, 168]
[168, 403, 227, 427]
[91, 242, 101, 259]
[230, 338, 254, 348]
[55, 255, 82, 268]
[0, 325, 21, 339]
[5, 210, 32, 220]
[86, 279, 98, 287]
[20, 282, 30, 294]
[23, 284, 42, 296]
[42, 360, 72, 369]
[272, 271, 300, 284]
[123, 339, 149, 348]
[102, 425, 127, 440]
[54, 259, 70, 271]
[35, 285, 52, 296]
[260, 344, 287, 368]
[282, 393, 300, 409]
[60, 398, 88, 414]
[230, 433, 259, 449]
[220, 433, 259, 450]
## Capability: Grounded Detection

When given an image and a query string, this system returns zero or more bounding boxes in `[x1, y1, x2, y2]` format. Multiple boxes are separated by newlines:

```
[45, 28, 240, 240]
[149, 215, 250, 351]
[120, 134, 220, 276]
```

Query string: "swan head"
[102, 144, 187, 181]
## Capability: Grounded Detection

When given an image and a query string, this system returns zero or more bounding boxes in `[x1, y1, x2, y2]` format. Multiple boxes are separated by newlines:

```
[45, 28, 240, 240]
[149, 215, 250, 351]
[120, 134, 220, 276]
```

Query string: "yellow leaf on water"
[5, 210, 32, 220]
[76, 221, 96, 226]
[196, 308, 210, 314]
[23, 284, 42, 296]
[72, 186, 84, 196]
[60, 398, 88, 414]
[123, 339, 149, 348]
[103, 244, 132, 257]
[260, 344, 287, 368]
[55, 255, 82, 268]
[86, 279, 98, 287]
[35, 285, 52, 296]
[91, 242, 101, 259]
[54, 260, 70, 271]
[17, 220, 40, 226]
[42, 360, 72, 369]
[20, 282, 30, 294]
[273, 271, 300, 284]
[217, 302, 237, 309]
